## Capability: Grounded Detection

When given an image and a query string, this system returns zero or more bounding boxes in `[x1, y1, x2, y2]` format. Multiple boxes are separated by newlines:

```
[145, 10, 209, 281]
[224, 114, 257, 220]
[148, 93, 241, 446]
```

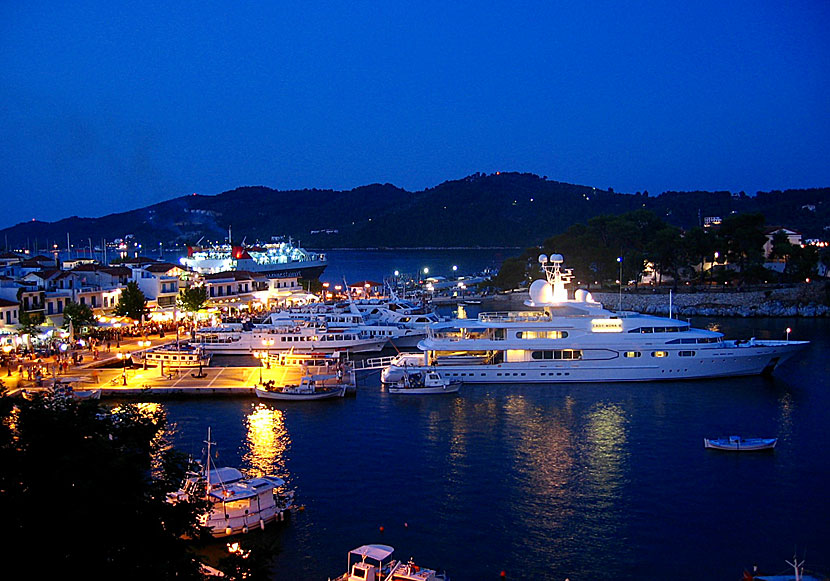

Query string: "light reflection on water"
[242, 404, 290, 480]
[157, 316, 830, 580]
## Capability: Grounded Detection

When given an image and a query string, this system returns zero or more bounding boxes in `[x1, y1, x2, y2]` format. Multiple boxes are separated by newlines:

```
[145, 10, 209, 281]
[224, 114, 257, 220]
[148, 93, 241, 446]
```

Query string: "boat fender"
[260, 518, 265, 530]
[243, 525, 249, 534]
[225, 526, 232, 536]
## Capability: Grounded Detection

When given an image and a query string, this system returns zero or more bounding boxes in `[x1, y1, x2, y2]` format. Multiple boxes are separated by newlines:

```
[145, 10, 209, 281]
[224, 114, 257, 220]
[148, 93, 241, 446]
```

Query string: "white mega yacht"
[381, 254, 809, 384]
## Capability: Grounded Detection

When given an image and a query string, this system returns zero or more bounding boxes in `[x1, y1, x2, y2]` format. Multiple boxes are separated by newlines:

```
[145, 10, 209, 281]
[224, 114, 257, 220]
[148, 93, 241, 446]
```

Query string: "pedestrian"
[107, 340, 111, 352]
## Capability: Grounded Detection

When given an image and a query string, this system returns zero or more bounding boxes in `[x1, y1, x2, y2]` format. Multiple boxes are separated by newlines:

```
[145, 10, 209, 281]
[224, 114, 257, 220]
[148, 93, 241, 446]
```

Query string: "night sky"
[2, 1, 828, 228]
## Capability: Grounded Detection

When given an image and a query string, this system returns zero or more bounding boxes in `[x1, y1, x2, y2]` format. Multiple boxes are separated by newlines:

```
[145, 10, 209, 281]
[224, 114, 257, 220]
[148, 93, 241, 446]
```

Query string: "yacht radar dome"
[538, 254, 548, 264]
[550, 253, 564, 264]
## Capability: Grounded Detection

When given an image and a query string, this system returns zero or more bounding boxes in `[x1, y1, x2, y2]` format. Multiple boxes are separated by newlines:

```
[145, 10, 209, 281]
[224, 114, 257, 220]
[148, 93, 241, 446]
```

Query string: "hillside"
[2, 173, 828, 249]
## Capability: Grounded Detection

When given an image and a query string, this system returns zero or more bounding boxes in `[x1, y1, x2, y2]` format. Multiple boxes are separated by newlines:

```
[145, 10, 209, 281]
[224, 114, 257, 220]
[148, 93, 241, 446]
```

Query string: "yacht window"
[518, 330, 568, 339]
[651, 351, 669, 358]
[623, 351, 641, 358]
[679, 351, 696, 357]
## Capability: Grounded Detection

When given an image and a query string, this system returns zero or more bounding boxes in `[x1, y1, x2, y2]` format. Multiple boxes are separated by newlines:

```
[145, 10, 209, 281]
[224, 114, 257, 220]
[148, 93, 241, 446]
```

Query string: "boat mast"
[205, 427, 215, 488]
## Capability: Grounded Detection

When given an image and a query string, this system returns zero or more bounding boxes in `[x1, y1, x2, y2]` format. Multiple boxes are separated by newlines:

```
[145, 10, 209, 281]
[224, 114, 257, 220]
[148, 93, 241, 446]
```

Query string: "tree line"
[491, 210, 829, 291]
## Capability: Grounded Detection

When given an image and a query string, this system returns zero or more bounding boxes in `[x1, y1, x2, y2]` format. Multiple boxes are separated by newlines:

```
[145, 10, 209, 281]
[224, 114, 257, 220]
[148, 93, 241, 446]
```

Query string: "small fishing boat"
[332, 544, 449, 581]
[743, 554, 829, 580]
[166, 428, 294, 537]
[388, 370, 460, 395]
[254, 374, 347, 400]
[51, 378, 102, 400]
[704, 435, 777, 451]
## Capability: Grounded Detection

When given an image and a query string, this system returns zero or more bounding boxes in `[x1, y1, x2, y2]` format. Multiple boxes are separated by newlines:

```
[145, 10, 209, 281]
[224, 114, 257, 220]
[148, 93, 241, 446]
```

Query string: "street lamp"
[137, 340, 151, 369]
[786, 327, 791, 341]
[617, 256, 623, 312]
[253, 351, 263, 384]
[116, 351, 128, 386]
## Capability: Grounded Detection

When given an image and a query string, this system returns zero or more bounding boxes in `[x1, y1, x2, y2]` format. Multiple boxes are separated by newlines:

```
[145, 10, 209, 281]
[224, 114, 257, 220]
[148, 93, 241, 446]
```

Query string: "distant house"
[703, 216, 722, 228]
[0, 298, 19, 328]
[763, 227, 802, 258]
[131, 263, 183, 310]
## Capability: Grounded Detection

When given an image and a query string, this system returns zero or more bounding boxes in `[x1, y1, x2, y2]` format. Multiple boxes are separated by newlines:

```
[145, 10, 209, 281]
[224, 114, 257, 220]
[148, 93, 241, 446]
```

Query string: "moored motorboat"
[255, 374, 347, 400]
[388, 370, 461, 395]
[332, 544, 449, 581]
[704, 435, 777, 451]
[744, 554, 828, 580]
[166, 428, 294, 537]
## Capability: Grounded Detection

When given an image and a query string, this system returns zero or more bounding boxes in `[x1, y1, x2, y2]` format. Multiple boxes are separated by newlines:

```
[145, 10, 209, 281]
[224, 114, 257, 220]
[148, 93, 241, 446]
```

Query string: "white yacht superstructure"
[381, 254, 809, 384]
[196, 322, 388, 355]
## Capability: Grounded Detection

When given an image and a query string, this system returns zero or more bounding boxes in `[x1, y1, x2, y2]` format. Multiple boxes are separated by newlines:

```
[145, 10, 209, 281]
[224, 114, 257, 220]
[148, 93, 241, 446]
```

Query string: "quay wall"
[481, 282, 830, 317]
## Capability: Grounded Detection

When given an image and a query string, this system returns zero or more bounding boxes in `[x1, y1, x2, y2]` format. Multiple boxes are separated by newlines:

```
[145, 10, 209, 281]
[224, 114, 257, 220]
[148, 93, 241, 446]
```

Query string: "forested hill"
[2, 173, 828, 249]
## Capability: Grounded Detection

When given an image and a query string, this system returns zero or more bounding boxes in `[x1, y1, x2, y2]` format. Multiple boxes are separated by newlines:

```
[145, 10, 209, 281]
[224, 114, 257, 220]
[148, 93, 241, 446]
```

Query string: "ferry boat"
[166, 428, 294, 537]
[179, 236, 326, 279]
[381, 254, 810, 384]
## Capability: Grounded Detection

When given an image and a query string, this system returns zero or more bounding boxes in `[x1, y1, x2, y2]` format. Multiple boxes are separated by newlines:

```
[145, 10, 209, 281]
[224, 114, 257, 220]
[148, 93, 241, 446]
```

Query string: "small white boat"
[704, 435, 777, 451]
[333, 544, 449, 581]
[744, 554, 828, 580]
[254, 374, 347, 400]
[167, 428, 294, 537]
[388, 370, 460, 395]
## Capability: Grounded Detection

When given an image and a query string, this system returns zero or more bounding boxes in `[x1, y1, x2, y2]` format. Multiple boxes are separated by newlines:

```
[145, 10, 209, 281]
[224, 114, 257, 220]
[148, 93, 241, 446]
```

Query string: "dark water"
[318, 248, 507, 284]
[157, 316, 829, 580]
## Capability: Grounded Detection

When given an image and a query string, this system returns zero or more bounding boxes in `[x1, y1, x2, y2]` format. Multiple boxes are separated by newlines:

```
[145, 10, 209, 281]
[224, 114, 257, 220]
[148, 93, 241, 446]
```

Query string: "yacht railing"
[479, 311, 551, 323]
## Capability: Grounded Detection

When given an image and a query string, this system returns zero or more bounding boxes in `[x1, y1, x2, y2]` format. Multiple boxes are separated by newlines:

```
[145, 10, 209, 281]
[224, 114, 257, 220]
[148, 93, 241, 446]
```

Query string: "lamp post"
[786, 327, 791, 342]
[617, 256, 623, 312]
[3, 344, 12, 376]
[254, 351, 263, 384]
[117, 351, 128, 386]
[137, 340, 151, 369]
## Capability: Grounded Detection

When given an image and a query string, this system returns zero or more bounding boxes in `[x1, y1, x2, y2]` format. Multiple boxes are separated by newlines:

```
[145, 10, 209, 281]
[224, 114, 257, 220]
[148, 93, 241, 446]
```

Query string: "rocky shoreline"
[481, 282, 830, 317]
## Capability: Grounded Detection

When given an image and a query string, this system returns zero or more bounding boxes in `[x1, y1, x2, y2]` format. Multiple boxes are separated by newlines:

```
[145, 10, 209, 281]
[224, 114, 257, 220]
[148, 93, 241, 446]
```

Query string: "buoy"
[500, 571, 506, 578]
[379, 525, 385, 533]
[260, 518, 265, 530]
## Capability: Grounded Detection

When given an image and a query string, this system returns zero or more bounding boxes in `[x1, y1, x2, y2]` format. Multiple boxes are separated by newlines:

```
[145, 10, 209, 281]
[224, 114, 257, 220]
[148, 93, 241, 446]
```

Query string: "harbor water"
[157, 311, 829, 580]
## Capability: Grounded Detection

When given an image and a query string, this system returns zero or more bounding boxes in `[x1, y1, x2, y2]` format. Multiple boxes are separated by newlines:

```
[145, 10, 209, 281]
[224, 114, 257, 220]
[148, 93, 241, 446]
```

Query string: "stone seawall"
[481, 282, 830, 317]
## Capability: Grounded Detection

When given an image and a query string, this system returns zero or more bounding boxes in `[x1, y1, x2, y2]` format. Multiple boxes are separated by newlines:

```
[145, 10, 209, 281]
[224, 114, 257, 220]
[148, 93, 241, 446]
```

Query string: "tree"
[62, 299, 98, 330]
[177, 285, 208, 314]
[17, 309, 44, 336]
[683, 227, 716, 283]
[114, 281, 148, 320]
[0, 392, 208, 577]
[718, 213, 767, 278]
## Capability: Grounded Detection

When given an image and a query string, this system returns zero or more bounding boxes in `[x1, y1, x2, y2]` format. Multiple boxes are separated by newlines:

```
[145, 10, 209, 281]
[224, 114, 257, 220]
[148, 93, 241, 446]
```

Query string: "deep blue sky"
[2, 1, 828, 228]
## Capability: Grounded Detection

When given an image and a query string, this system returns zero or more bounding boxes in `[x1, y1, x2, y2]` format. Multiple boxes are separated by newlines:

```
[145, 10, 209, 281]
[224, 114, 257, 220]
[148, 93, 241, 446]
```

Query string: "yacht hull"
[381, 341, 807, 384]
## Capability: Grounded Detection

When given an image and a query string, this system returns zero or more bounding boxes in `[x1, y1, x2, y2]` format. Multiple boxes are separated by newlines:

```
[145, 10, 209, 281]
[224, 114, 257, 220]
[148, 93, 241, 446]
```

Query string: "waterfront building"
[0, 298, 19, 327]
